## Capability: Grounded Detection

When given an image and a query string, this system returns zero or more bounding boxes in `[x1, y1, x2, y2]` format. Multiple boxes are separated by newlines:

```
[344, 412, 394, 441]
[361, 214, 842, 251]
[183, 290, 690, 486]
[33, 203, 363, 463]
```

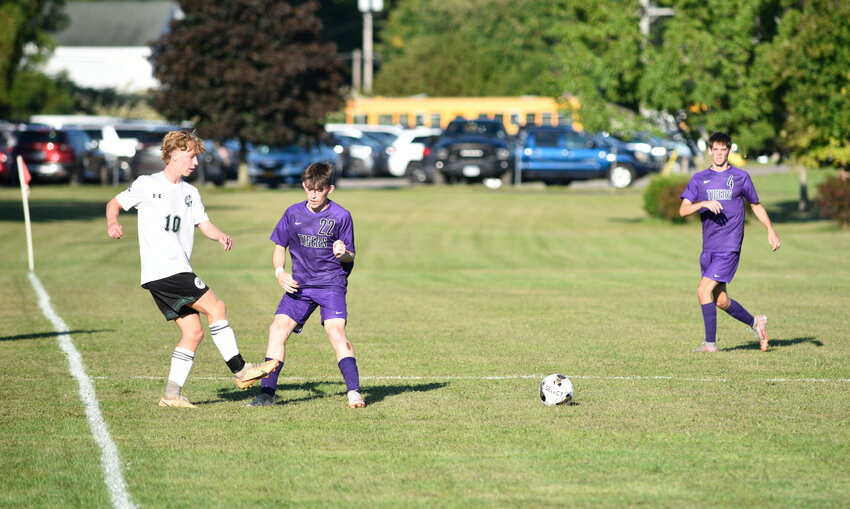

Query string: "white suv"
[387, 127, 442, 177]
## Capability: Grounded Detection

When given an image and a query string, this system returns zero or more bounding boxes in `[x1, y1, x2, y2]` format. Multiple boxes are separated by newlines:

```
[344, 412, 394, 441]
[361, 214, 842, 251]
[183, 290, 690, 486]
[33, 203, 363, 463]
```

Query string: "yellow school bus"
[345, 96, 578, 135]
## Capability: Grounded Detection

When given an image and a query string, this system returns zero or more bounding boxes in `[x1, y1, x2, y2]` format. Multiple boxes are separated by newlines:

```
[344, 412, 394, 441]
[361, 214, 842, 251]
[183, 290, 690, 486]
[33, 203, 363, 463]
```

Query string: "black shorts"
[141, 272, 209, 321]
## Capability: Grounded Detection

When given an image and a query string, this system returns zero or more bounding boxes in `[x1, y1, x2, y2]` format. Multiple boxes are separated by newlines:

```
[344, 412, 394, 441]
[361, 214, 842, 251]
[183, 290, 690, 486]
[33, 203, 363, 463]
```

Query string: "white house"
[42, 1, 183, 93]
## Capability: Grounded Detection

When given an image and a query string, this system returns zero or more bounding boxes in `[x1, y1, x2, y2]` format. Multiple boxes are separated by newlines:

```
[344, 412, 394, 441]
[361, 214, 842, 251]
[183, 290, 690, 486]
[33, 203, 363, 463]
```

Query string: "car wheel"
[608, 165, 635, 189]
[406, 164, 428, 184]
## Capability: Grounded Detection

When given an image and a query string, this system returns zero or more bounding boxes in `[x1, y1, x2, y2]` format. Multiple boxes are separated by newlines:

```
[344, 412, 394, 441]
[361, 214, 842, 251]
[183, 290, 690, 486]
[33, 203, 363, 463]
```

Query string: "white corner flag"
[17, 156, 34, 272]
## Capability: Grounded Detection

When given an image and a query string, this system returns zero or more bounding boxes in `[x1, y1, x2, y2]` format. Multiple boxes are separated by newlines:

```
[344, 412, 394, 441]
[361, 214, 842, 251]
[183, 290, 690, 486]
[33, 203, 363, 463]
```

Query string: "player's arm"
[750, 203, 781, 251]
[272, 243, 298, 293]
[332, 240, 355, 262]
[197, 220, 233, 251]
[106, 197, 124, 239]
[679, 198, 723, 217]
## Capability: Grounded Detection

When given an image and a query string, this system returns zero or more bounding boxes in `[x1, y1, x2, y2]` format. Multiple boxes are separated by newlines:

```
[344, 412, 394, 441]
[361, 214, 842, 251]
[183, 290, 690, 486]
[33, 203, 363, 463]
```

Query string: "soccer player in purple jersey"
[250, 162, 365, 408]
[679, 132, 781, 352]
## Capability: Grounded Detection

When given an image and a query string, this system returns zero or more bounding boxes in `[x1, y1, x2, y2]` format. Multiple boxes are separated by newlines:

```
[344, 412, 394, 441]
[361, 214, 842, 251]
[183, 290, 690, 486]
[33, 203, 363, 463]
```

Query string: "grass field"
[1, 170, 848, 508]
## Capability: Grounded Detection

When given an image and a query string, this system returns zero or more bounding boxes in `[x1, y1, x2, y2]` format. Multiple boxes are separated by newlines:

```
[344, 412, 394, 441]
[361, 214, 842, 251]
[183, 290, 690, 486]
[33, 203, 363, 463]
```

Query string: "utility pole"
[639, 0, 675, 45]
[358, 0, 383, 95]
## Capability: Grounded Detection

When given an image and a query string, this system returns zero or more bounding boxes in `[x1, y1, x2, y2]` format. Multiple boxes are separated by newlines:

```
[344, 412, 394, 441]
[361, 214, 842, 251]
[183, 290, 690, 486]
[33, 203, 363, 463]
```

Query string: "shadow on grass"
[213, 380, 448, 406]
[763, 200, 823, 224]
[0, 329, 109, 341]
[722, 336, 822, 352]
[0, 199, 111, 223]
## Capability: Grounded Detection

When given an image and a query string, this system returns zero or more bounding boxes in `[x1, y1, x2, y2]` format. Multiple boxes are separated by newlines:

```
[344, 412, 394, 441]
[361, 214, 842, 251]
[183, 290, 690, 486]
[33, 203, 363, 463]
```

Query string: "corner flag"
[17, 156, 34, 271]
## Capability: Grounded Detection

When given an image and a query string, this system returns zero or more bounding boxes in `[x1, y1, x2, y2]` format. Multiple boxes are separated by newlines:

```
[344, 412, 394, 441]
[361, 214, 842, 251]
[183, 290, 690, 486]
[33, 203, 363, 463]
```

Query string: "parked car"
[247, 143, 339, 187]
[71, 124, 136, 183]
[617, 132, 669, 173]
[129, 130, 226, 185]
[0, 123, 16, 184]
[11, 127, 107, 184]
[387, 127, 443, 178]
[327, 130, 388, 177]
[325, 123, 403, 149]
[517, 126, 652, 188]
[426, 117, 513, 185]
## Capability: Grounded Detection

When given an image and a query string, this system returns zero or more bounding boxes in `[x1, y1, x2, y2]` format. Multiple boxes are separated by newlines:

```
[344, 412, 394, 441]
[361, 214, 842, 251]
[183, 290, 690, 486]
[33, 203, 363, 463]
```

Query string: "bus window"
[510, 113, 521, 126]
[414, 113, 425, 127]
[477, 113, 489, 120]
[378, 114, 394, 125]
[526, 112, 537, 126]
[352, 114, 368, 124]
[398, 114, 410, 128]
[430, 113, 441, 128]
[557, 111, 569, 126]
[541, 112, 552, 126]
[494, 113, 504, 125]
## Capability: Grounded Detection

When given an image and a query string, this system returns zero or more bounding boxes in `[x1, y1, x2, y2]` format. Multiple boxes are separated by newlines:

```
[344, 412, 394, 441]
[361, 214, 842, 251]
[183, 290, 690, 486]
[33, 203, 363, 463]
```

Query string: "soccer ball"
[539, 374, 574, 406]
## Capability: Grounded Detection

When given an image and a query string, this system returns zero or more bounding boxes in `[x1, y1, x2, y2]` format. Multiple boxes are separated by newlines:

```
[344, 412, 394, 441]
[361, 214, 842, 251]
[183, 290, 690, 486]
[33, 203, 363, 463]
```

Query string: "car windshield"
[18, 130, 66, 143]
[445, 121, 505, 138]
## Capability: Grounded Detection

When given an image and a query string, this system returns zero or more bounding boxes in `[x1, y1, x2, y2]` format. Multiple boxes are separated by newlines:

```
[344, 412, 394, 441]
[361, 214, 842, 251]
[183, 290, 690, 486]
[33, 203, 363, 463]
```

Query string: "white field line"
[29, 272, 136, 509]
[91, 374, 850, 384]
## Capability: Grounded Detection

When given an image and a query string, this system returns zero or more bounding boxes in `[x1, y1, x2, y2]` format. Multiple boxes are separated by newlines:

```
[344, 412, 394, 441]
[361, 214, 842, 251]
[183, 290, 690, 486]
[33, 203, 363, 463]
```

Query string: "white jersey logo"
[194, 277, 205, 289]
[184, 195, 193, 207]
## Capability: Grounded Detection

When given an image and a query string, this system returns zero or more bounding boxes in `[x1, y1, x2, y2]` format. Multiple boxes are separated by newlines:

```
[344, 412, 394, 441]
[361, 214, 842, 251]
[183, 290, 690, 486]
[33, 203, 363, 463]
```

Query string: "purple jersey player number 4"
[679, 132, 781, 353]
[250, 162, 366, 408]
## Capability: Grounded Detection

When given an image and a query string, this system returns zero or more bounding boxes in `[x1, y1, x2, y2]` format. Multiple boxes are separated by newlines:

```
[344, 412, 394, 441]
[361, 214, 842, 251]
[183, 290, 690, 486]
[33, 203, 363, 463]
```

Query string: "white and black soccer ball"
[539, 374, 574, 406]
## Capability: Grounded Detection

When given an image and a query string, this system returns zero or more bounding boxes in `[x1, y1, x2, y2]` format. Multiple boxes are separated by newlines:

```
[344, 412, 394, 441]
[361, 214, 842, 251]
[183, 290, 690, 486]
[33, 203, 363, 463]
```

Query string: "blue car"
[247, 143, 340, 187]
[517, 126, 653, 188]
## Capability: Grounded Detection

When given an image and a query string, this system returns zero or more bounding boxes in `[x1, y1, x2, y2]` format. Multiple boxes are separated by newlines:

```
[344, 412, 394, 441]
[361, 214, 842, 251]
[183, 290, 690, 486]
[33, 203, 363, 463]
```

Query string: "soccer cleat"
[692, 341, 718, 353]
[234, 359, 280, 390]
[158, 395, 197, 408]
[752, 314, 769, 351]
[248, 393, 276, 407]
[347, 390, 365, 408]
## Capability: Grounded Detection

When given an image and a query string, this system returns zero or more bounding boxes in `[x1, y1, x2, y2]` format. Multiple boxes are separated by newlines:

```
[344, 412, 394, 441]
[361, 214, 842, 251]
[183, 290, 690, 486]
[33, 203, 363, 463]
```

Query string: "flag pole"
[17, 156, 34, 272]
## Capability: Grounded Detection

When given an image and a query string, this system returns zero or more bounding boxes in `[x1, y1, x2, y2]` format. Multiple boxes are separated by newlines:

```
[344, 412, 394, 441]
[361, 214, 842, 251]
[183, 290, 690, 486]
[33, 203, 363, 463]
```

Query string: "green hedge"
[643, 174, 693, 223]
[815, 175, 850, 226]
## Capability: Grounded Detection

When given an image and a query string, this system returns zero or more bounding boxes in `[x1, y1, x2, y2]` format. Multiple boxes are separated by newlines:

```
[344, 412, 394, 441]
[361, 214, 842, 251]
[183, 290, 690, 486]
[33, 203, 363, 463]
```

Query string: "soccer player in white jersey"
[106, 130, 278, 407]
[680, 132, 781, 353]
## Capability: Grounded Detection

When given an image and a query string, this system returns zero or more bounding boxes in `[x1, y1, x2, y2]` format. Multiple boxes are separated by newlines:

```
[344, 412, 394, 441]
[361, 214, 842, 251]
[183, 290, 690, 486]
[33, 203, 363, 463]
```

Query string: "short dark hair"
[708, 132, 732, 148]
[302, 162, 335, 189]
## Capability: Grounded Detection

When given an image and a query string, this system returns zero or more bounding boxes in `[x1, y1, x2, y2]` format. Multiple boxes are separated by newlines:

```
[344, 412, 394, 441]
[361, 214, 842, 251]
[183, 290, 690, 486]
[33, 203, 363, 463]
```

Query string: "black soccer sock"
[226, 354, 246, 374]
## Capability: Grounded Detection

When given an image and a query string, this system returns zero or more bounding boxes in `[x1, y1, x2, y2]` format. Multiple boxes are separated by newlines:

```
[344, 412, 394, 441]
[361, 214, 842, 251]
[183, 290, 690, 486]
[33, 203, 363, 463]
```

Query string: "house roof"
[54, 1, 182, 47]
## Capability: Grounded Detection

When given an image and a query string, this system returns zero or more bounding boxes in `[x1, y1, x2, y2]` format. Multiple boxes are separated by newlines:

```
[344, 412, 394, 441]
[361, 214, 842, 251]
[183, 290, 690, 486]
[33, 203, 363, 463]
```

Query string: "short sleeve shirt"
[116, 172, 209, 284]
[270, 200, 355, 288]
[681, 166, 759, 252]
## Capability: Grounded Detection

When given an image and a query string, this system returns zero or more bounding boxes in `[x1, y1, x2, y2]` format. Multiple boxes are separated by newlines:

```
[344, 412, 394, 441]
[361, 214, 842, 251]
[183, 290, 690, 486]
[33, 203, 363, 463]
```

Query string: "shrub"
[815, 174, 850, 226]
[643, 174, 692, 223]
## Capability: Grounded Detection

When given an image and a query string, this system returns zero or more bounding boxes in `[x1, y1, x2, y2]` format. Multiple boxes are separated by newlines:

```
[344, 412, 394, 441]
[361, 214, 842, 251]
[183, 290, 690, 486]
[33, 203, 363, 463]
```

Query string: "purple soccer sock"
[260, 357, 283, 397]
[724, 299, 755, 327]
[701, 302, 717, 343]
[338, 357, 360, 392]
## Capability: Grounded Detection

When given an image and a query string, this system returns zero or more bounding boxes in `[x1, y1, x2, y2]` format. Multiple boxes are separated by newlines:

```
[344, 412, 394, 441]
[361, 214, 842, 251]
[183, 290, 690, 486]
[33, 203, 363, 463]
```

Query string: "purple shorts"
[275, 286, 348, 333]
[700, 251, 740, 284]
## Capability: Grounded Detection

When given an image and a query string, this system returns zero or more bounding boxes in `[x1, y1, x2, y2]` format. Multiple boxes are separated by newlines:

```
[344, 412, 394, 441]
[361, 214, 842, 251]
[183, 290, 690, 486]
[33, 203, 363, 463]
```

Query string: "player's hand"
[768, 231, 781, 251]
[332, 239, 346, 259]
[277, 270, 299, 294]
[107, 222, 123, 239]
[218, 234, 233, 251]
[702, 200, 723, 214]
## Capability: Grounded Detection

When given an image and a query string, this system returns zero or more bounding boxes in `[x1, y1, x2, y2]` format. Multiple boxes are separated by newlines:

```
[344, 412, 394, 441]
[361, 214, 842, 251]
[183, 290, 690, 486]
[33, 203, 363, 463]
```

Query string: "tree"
[0, 0, 69, 118]
[374, 0, 562, 97]
[151, 0, 346, 185]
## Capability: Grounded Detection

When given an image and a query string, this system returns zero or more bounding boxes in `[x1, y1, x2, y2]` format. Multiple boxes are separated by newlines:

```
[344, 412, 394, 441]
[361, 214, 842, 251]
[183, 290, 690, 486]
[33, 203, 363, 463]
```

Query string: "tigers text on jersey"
[680, 166, 759, 252]
[116, 172, 209, 285]
[270, 200, 355, 289]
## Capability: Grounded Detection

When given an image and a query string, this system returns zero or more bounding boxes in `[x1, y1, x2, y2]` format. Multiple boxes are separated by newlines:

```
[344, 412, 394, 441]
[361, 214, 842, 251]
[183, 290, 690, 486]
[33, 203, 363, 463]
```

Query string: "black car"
[426, 118, 513, 185]
[130, 130, 226, 185]
[11, 127, 106, 184]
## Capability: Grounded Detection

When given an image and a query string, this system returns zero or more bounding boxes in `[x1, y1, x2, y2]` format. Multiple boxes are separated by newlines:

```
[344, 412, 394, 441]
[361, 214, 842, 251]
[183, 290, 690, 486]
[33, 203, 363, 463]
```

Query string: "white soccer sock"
[167, 347, 195, 388]
[209, 320, 240, 361]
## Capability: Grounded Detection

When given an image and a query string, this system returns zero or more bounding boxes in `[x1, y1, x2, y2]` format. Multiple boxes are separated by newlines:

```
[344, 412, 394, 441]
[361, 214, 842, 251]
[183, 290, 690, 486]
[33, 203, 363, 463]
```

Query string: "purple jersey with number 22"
[680, 166, 759, 253]
[270, 200, 355, 288]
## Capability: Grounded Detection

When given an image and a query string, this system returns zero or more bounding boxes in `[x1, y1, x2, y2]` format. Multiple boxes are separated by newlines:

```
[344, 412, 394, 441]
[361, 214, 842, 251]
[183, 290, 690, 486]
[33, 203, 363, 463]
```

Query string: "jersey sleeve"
[270, 210, 291, 247]
[680, 174, 699, 203]
[337, 210, 355, 253]
[741, 172, 760, 204]
[115, 177, 148, 210]
[190, 188, 209, 225]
